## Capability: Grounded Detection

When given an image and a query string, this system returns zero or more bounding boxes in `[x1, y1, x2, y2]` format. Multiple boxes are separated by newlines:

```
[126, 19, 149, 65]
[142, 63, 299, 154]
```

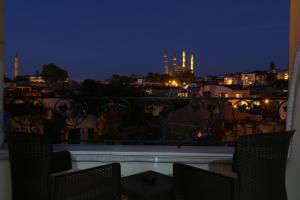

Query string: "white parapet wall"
[69, 145, 233, 176]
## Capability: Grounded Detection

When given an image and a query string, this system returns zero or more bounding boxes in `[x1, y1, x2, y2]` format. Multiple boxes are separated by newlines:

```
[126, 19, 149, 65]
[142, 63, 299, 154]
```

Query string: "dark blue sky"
[5, 0, 289, 80]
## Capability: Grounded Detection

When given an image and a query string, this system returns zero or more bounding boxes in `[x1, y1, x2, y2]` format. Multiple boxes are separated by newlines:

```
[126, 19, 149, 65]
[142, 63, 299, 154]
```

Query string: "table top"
[122, 170, 173, 197]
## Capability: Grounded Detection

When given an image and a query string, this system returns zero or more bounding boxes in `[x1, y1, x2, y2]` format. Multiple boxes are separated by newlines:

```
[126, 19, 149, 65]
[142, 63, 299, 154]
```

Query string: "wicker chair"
[173, 131, 294, 200]
[7, 132, 121, 200]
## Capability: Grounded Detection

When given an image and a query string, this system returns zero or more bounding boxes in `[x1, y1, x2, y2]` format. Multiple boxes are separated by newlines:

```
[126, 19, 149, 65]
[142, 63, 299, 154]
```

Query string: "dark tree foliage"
[266, 62, 277, 86]
[14, 75, 28, 83]
[81, 77, 139, 97]
[81, 79, 103, 96]
[41, 63, 69, 82]
[266, 72, 276, 86]
[269, 62, 276, 71]
[273, 79, 288, 90]
[175, 72, 195, 83]
[110, 74, 131, 86]
[145, 72, 163, 82]
[4, 77, 11, 82]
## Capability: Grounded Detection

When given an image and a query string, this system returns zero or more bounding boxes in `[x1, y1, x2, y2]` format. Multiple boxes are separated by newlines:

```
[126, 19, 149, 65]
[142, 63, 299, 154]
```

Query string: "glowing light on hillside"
[168, 80, 179, 87]
[227, 79, 233, 85]
[172, 80, 178, 87]
[225, 77, 233, 85]
[253, 101, 261, 106]
[197, 131, 203, 138]
[264, 99, 270, 104]
[240, 100, 248, 105]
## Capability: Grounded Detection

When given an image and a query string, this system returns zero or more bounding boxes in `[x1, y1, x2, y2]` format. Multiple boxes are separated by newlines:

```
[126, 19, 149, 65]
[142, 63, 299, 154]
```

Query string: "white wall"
[286, 47, 300, 200]
[289, 0, 300, 75]
[0, 159, 11, 200]
[285, 0, 300, 199]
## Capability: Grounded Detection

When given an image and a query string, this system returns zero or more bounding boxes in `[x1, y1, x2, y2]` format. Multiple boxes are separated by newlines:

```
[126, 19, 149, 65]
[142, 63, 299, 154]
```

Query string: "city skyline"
[5, 0, 289, 80]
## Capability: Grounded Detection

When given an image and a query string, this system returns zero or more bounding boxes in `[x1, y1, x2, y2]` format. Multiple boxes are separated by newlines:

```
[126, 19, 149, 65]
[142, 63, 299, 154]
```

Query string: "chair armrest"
[216, 170, 237, 179]
[50, 151, 72, 173]
[49, 163, 121, 200]
[173, 163, 236, 200]
[50, 169, 77, 177]
[209, 158, 233, 173]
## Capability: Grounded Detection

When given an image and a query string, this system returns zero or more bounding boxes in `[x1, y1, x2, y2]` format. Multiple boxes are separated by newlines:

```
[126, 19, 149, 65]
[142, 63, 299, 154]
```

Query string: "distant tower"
[163, 49, 169, 74]
[182, 50, 186, 69]
[14, 52, 20, 78]
[190, 54, 194, 74]
[172, 53, 177, 70]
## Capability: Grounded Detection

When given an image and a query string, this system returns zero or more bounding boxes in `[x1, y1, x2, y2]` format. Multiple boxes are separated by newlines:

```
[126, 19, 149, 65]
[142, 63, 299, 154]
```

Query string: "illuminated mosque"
[163, 49, 195, 75]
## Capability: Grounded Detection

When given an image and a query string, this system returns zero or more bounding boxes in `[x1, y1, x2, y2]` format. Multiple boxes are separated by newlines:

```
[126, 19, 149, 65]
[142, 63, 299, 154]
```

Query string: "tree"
[109, 74, 131, 86]
[81, 77, 139, 97]
[266, 72, 276, 86]
[14, 75, 28, 83]
[267, 62, 277, 86]
[175, 72, 195, 84]
[81, 79, 103, 96]
[41, 63, 69, 82]
[145, 72, 161, 82]
[273, 79, 288, 90]
[269, 62, 276, 72]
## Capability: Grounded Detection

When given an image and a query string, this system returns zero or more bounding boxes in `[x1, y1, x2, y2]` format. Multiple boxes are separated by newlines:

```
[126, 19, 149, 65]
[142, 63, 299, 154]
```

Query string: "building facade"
[240, 71, 268, 87]
[223, 73, 242, 86]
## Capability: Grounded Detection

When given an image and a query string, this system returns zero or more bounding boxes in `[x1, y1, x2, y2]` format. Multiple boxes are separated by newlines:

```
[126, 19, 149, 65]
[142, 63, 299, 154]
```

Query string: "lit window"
[284, 73, 289, 80]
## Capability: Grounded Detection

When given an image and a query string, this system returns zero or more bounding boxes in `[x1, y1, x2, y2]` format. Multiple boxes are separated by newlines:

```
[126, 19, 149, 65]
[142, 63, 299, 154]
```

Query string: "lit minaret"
[190, 54, 194, 74]
[172, 53, 177, 70]
[182, 50, 186, 69]
[163, 48, 169, 74]
[14, 52, 20, 78]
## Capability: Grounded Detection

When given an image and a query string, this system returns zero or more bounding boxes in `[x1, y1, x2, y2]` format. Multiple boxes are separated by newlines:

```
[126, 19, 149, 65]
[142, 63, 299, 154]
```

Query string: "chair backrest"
[236, 131, 294, 200]
[173, 163, 235, 200]
[7, 132, 52, 200]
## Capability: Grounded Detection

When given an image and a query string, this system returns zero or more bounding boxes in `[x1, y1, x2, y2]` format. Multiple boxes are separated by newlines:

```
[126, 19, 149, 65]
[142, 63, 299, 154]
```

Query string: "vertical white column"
[289, 0, 300, 76]
[286, 1, 300, 199]
[286, 46, 300, 200]
[0, 0, 4, 147]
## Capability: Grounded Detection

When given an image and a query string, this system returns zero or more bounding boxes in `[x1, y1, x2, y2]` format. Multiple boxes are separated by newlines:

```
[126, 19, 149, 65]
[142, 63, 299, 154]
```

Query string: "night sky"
[5, 0, 289, 80]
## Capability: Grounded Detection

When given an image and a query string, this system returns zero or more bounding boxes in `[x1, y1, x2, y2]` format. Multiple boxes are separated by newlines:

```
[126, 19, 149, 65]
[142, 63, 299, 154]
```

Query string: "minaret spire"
[14, 51, 20, 78]
[172, 53, 177, 71]
[163, 48, 169, 74]
[182, 50, 186, 69]
[190, 53, 194, 74]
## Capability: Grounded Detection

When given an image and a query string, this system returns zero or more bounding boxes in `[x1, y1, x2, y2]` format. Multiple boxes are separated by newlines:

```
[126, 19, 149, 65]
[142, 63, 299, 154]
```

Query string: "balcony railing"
[4, 91, 288, 145]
